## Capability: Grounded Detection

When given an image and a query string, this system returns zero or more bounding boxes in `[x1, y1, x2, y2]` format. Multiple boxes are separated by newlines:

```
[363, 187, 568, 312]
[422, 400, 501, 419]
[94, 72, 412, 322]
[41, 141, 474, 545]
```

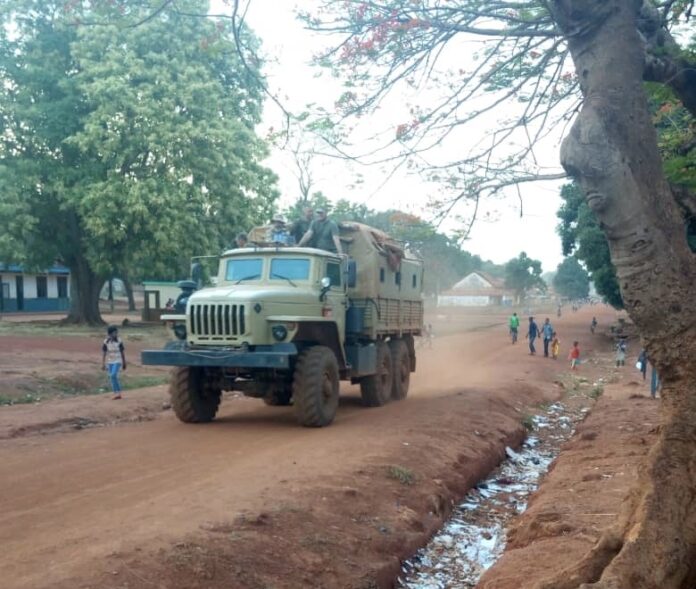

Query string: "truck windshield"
[270, 258, 310, 281]
[225, 258, 263, 282]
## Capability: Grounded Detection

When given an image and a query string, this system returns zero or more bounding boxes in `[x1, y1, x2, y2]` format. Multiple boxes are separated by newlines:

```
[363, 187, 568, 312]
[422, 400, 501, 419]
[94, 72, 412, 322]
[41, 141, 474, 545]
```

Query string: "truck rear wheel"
[360, 341, 393, 407]
[293, 346, 340, 427]
[389, 339, 410, 401]
[170, 367, 221, 423]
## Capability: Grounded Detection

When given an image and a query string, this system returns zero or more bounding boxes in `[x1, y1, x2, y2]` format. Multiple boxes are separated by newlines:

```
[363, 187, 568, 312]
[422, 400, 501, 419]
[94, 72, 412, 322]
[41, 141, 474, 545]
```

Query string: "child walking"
[615, 338, 627, 367]
[568, 341, 580, 370]
[551, 332, 560, 359]
[102, 325, 127, 399]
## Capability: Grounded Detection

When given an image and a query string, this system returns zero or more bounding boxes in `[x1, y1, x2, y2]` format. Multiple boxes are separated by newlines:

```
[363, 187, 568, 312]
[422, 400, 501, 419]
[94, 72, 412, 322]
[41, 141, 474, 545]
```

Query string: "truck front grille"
[189, 303, 246, 339]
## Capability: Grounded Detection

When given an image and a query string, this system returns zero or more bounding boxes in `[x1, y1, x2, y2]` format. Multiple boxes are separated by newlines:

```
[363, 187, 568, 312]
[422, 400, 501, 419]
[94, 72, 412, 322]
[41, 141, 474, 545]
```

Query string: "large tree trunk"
[64, 256, 104, 325]
[535, 1, 696, 587]
[123, 274, 137, 312]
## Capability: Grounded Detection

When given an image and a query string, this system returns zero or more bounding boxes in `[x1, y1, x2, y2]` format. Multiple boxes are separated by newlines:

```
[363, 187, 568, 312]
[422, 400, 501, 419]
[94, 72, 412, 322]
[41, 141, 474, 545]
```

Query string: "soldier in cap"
[299, 207, 343, 254]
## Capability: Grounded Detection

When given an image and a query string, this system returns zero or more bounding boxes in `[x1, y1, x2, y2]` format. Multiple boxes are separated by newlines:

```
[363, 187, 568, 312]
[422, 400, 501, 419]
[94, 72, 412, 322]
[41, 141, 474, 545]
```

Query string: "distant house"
[0, 263, 70, 312]
[437, 272, 513, 307]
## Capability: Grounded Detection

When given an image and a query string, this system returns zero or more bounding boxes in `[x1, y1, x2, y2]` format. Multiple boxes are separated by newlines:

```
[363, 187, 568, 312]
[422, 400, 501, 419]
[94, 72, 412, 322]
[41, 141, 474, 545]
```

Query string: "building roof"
[449, 271, 507, 292]
[0, 263, 70, 275]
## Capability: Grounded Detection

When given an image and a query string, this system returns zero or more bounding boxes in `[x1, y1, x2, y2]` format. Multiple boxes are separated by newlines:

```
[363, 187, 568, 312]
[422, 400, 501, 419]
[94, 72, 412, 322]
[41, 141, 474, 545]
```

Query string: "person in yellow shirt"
[551, 332, 560, 359]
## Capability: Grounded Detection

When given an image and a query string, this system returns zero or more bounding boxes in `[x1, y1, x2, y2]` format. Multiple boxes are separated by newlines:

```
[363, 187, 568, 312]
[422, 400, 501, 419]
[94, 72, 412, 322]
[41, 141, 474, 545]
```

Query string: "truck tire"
[293, 346, 340, 427]
[170, 367, 221, 423]
[360, 341, 393, 407]
[389, 339, 410, 400]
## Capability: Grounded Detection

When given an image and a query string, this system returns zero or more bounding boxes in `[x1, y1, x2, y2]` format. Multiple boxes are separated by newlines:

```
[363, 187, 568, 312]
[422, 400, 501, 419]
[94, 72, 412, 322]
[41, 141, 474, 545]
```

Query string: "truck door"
[324, 260, 346, 339]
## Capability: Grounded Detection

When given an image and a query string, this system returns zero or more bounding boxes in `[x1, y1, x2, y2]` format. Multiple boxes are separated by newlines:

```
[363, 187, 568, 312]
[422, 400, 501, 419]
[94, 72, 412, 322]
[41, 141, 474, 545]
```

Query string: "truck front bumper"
[141, 343, 297, 369]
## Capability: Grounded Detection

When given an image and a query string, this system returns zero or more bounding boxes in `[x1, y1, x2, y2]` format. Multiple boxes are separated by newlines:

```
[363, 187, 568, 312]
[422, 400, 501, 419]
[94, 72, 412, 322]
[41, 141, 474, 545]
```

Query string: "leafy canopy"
[0, 0, 277, 300]
[504, 251, 545, 301]
[553, 257, 590, 300]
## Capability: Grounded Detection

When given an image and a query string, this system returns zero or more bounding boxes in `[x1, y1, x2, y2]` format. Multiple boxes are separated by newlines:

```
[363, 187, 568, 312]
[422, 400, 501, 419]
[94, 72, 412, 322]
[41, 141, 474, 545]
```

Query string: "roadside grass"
[123, 375, 170, 390]
[589, 384, 604, 399]
[0, 374, 169, 406]
[521, 414, 536, 432]
[0, 319, 169, 346]
[0, 393, 42, 406]
[386, 464, 416, 486]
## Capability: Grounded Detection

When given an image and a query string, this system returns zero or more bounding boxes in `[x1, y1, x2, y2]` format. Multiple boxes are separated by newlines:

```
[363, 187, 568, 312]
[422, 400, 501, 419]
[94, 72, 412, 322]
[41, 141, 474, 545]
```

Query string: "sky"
[221, 1, 569, 272]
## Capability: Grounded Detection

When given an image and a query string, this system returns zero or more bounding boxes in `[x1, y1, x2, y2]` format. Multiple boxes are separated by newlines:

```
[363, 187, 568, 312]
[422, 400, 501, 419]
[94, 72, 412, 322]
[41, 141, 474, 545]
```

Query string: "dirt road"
[0, 306, 620, 589]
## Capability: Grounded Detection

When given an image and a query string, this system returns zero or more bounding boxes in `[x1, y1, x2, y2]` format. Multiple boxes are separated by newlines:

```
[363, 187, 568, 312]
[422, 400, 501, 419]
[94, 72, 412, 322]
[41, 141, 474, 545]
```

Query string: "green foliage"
[521, 414, 535, 432]
[556, 183, 624, 309]
[553, 257, 590, 300]
[589, 384, 604, 400]
[647, 82, 696, 191]
[504, 252, 545, 301]
[0, 0, 277, 321]
[386, 464, 415, 485]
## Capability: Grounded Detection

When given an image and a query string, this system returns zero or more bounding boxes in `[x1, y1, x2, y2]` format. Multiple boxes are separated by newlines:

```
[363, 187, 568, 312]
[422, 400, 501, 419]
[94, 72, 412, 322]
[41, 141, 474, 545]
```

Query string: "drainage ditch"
[398, 399, 592, 588]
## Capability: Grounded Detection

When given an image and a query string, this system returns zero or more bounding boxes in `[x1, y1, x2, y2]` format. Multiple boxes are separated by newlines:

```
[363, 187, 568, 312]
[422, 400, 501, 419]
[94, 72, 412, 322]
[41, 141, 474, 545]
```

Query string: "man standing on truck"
[290, 206, 314, 245]
[298, 207, 343, 254]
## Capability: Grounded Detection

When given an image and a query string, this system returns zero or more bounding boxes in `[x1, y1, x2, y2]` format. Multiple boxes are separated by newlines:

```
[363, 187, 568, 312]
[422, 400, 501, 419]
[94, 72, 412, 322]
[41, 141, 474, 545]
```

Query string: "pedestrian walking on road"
[615, 338, 627, 367]
[541, 318, 554, 357]
[509, 312, 520, 344]
[568, 341, 581, 370]
[551, 332, 560, 359]
[102, 325, 126, 399]
[650, 364, 661, 399]
[637, 348, 648, 380]
[590, 316, 598, 334]
[526, 316, 540, 355]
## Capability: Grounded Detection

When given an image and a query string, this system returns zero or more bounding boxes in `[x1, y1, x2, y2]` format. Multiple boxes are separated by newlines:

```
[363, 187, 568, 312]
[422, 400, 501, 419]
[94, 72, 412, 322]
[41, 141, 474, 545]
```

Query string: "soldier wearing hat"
[265, 214, 289, 244]
[298, 207, 343, 253]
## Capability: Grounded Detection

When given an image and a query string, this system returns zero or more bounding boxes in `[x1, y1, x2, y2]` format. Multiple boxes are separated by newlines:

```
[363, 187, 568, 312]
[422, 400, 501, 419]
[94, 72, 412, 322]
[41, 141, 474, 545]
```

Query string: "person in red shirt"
[568, 341, 580, 370]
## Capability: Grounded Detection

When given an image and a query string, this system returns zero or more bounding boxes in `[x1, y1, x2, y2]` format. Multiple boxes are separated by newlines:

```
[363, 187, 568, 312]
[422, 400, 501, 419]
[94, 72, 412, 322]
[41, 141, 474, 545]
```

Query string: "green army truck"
[141, 223, 424, 427]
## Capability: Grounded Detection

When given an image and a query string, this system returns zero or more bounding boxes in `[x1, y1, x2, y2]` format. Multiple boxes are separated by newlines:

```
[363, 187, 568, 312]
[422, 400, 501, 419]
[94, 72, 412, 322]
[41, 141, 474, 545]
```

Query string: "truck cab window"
[326, 262, 341, 287]
[225, 258, 263, 282]
[271, 258, 310, 281]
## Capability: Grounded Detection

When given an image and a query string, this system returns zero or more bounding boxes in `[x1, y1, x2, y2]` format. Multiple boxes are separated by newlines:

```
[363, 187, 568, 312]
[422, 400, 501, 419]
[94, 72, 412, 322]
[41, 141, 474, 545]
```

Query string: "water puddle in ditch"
[398, 400, 591, 589]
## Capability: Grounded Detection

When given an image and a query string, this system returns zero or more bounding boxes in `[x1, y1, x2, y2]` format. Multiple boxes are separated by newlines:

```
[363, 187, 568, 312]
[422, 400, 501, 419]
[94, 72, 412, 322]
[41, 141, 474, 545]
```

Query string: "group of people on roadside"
[232, 206, 343, 254]
[509, 310, 661, 397]
[509, 312, 579, 369]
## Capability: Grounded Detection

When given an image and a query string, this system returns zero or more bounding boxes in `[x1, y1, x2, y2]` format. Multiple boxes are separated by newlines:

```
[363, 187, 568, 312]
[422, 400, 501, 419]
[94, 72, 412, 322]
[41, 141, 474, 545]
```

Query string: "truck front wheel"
[170, 367, 222, 423]
[389, 339, 410, 400]
[359, 341, 393, 407]
[293, 346, 340, 427]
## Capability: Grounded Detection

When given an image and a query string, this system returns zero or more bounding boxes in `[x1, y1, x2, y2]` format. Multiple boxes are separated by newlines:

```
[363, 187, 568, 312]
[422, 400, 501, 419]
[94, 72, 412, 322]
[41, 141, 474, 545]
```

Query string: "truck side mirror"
[346, 260, 357, 288]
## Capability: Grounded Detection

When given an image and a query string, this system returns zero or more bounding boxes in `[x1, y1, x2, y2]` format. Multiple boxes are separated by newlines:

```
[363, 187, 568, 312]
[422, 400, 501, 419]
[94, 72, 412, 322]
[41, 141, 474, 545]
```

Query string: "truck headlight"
[272, 325, 288, 341]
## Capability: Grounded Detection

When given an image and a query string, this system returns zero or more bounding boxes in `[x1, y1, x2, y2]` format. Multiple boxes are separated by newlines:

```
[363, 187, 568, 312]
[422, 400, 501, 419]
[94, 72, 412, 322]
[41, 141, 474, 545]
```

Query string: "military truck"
[141, 222, 424, 427]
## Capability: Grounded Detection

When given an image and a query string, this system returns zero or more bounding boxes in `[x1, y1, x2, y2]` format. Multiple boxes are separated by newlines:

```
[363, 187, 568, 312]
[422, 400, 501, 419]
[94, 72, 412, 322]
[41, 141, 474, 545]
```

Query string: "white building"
[437, 272, 513, 307]
[0, 263, 70, 312]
